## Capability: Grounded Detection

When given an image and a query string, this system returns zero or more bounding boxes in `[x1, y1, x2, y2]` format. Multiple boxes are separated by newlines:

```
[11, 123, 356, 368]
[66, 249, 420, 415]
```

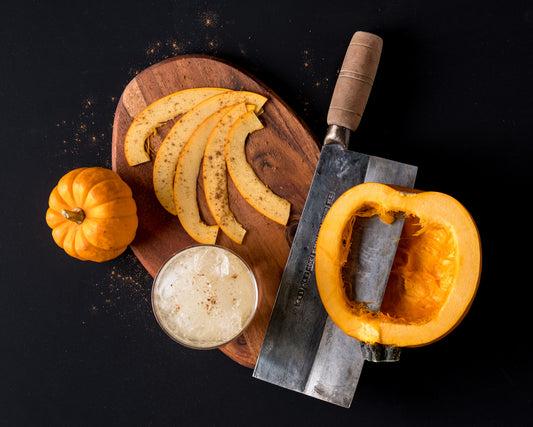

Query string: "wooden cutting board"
[111, 55, 320, 368]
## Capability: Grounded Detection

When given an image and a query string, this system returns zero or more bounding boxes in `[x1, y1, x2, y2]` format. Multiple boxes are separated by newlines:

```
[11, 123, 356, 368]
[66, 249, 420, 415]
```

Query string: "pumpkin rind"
[74, 231, 127, 262]
[46, 167, 138, 262]
[315, 182, 481, 347]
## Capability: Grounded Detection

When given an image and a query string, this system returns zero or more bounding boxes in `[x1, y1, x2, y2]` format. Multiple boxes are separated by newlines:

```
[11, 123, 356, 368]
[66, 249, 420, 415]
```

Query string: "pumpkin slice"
[124, 87, 230, 166]
[153, 91, 268, 215]
[226, 110, 291, 225]
[203, 103, 251, 244]
[173, 106, 233, 244]
[315, 182, 482, 347]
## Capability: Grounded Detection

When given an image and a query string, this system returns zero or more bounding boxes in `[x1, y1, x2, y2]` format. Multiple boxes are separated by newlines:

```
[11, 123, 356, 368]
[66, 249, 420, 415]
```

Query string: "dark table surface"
[3, 1, 531, 425]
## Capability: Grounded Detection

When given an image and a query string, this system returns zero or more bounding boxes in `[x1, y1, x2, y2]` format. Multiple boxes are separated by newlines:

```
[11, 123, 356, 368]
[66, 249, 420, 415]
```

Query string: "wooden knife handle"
[327, 31, 383, 131]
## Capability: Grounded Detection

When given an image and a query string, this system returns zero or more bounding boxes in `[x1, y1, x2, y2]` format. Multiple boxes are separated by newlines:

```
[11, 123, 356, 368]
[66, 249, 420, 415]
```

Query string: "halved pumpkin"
[315, 183, 481, 347]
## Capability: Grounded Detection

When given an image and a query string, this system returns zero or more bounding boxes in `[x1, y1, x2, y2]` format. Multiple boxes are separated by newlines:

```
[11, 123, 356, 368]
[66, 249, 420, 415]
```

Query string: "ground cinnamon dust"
[56, 96, 115, 168]
[90, 251, 153, 323]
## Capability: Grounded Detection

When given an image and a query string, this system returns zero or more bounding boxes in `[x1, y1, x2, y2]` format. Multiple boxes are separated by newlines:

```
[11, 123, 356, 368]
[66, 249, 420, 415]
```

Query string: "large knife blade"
[253, 32, 417, 407]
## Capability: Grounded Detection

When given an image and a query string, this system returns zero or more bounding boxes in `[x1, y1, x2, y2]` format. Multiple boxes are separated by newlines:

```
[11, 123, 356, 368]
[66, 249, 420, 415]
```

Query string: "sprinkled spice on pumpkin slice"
[173, 106, 233, 244]
[225, 110, 291, 226]
[125, 87, 230, 166]
[153, 91, 267, 215]
[202, 103, 252, 244]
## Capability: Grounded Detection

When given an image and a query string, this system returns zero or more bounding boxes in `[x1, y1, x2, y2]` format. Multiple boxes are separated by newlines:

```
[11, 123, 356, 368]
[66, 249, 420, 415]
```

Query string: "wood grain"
[111, 55, 320, 368]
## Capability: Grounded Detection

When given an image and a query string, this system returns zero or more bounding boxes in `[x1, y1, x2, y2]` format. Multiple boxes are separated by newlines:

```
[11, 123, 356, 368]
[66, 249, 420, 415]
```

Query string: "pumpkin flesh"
[225, 110, 291, 226]
[153, 91, 267, 215]
[380, 218, 457, 324]
[124, 87, 231, 166]
[173, 106, 232, 244]
[202, 103, 251, 244]
[315, 183, 481, 347]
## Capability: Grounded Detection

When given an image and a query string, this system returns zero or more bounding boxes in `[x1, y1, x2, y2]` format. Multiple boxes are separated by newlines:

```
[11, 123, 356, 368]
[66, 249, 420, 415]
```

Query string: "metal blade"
[253, 144, 417, 407]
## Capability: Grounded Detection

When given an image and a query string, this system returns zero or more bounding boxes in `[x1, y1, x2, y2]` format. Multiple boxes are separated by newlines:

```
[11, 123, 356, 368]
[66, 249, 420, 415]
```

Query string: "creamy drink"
[152, 245, 258, 349]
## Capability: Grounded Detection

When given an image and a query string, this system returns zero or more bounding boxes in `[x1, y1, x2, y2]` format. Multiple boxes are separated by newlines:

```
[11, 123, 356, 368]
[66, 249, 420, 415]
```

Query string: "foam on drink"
[152, 245, 258, 349]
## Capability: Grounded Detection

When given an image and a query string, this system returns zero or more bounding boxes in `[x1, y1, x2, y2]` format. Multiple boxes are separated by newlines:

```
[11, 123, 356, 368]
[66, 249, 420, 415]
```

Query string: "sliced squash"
[315, 183, 482, 347]
[226, 110, 291, 225]
[203, 103, 250, 243]
[153, 91, 267, 215]
[124, 87, 230, 166]
[173, 106, 233, 244]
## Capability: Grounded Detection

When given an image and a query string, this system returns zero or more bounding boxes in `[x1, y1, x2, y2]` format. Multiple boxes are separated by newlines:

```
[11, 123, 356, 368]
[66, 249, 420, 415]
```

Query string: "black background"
[2, 1, 531, 425]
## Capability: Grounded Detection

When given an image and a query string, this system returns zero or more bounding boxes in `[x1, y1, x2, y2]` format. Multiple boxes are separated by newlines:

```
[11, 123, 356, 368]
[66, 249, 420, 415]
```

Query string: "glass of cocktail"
[151, 245, 258, 349]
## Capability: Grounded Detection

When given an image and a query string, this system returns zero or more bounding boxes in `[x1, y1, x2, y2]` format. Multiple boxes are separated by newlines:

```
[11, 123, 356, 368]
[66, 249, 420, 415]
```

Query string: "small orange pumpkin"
[46, 167, 138, 262]
[315, 183, 481, 347]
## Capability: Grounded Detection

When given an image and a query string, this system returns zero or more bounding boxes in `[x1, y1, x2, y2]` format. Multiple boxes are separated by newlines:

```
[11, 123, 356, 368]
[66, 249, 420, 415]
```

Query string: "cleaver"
[253, 32, 417, 407]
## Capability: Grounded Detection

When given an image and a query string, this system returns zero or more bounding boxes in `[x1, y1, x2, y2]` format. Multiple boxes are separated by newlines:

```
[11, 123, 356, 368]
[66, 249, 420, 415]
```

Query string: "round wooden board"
[111, 55, 320, 368]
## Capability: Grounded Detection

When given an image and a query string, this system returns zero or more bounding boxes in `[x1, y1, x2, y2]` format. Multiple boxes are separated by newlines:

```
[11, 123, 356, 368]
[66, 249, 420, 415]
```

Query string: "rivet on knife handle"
[327, 31, 383, 131]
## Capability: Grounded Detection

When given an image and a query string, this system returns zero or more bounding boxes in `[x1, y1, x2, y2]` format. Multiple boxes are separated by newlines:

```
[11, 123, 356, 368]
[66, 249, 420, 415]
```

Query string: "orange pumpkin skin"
[315, 183, 481, 347]
[46, 167, 138, 262]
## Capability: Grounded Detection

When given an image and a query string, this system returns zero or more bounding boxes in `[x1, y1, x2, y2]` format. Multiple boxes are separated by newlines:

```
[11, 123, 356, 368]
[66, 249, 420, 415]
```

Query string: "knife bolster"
[324, 124, 351, 149]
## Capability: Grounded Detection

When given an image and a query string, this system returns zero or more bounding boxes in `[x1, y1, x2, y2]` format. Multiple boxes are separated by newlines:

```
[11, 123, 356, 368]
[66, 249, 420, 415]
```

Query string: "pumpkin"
[315, 183, 481, 347]
[124, 87, 230, 166]
[202, 103, 252, 244]
[153, 90, 267, 215]
[225, 109, 291, 226]
[46, 167, 138, 262]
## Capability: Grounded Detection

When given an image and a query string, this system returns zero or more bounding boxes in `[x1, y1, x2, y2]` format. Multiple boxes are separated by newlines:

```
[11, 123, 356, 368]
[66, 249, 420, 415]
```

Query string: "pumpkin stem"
[61, 208, 86, 224]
